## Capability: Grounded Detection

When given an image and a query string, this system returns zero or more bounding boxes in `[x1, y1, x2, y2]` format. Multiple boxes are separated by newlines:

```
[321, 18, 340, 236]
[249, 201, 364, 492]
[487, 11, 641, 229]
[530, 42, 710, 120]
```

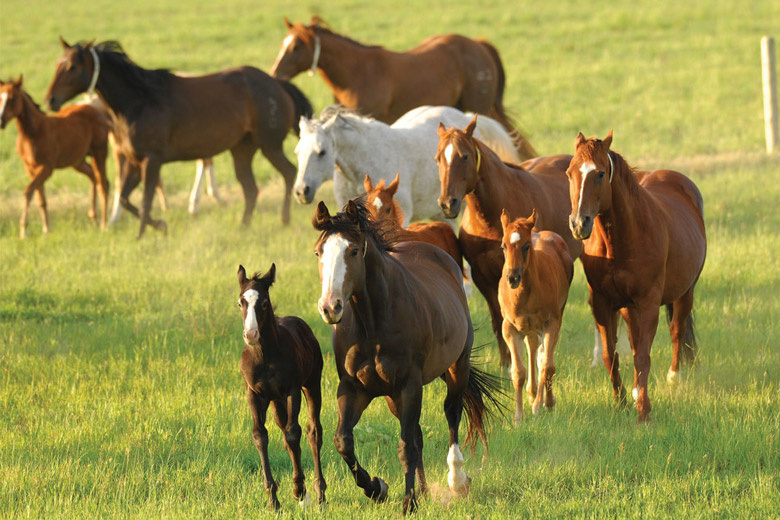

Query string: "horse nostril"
[333, 299, 343, 315]
[303, 185, 310, 196]
[449, 198, 458, 208]
[582, 216, 592, 226]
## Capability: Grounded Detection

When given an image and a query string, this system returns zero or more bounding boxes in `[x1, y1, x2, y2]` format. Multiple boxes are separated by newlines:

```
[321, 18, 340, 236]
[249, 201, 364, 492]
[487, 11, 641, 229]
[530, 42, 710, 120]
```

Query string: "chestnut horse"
[498, 209, 573, 423]
[567, 131, 706, 422]
[271, 17, 536, 158]
[364, 174, 464, 276]
[0, 76, 109, 238]
[237, 264, 326, 510]
[313, 200, 501, 514]
[45, 39, 312, 237]
[436, 116, 581, 366]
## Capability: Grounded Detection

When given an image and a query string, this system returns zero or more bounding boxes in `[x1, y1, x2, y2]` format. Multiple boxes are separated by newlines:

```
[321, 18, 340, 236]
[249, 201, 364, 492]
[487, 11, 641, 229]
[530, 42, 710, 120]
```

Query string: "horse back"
[275, 315, 324, 384]
[403, 222, 463, 273]
[40, 104, 108, 166]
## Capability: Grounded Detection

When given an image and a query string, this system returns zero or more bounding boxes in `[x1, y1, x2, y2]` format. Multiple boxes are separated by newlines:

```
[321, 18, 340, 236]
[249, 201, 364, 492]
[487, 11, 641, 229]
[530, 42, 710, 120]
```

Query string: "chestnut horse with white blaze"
[498, 209, 573, 423]
[313, 200, 502, 514]
[436, 116, 581, 366]
[566, 131, 706, 422]
[271, 17, 536, 158]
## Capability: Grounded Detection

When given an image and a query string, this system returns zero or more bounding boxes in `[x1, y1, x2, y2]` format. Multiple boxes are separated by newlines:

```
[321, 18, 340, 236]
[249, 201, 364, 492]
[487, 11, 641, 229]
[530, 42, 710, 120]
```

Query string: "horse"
[0, 76, 109, 238]
[436, 116, 581, 366]
[363, 173, 465, 279]
[270, 17, 536, 158]
[45, 38, 312, 237]
[237, 264, 326, 509]
[497, 208, 574, 423]
[566, 131, 706, 422]
[294, 105, 522, 226]
[312, 199, 502, 514]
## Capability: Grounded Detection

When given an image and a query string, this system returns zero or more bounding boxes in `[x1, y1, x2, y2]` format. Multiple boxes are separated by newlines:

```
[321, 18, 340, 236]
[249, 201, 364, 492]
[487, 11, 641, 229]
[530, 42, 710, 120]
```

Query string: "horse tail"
[462, 362, 506, 454]
[473, 114, 522, 164]
[277, 80, 313, 136]
[478, 40, 537, 160]
[665, 304, 698, 363]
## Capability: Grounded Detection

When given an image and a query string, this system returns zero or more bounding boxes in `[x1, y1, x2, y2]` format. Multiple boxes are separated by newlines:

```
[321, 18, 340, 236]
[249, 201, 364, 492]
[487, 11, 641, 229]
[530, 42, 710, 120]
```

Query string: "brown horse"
[436, 116, 581, 366]
[498, 209, 574, 423]
[363, 174, 464, 276]
[45, 39, 312, 237]
[0, 76, 109, 238]
[270, 17, 536, 159]
[313, 199, 501, 514]
[237, 264, 326, 510]
[567, 131, 706, 422]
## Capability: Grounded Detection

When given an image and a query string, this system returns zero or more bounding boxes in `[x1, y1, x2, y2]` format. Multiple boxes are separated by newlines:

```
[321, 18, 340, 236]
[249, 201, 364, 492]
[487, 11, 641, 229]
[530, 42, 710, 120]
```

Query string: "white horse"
[293, 105, 521, 226]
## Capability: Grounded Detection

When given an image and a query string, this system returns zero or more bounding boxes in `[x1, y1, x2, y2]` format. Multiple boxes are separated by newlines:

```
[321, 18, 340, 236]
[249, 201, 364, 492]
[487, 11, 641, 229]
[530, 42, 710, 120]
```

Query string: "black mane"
[315, 198, 398, 252]
[90, 40, 174, 103]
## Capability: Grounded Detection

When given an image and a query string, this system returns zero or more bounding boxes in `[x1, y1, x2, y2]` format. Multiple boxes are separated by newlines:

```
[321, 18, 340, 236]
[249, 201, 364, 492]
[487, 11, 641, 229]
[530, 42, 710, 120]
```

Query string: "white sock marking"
[447, 443, 467, 492]
[444, 143, 454, 165]
[632, 387, 639, 402]
[242, 289, 260, 335]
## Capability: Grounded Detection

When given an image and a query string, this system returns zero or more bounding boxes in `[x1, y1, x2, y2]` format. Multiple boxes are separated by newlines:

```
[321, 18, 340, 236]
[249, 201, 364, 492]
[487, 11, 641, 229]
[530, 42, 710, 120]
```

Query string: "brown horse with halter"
[363, 174, 464, 277]
[0, 76, 109, 238]
[237, 264, 326, 510]
[436, 116, 581, 366]
[270, 17, 536, 160]
[498, 209, 574, 423]
[313, 199, 502, 514]
[566, 131, 706, 422]
[45, 38, 312, 237]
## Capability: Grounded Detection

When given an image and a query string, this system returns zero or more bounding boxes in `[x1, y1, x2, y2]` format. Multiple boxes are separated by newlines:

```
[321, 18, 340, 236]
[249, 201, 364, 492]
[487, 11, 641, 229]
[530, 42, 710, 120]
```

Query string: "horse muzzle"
[294, 183, 314, 204]
[318, 297, 344, 325]
[46, 96, 61, 112]
[243, 327, 260, 346]
[569, 214, 593, 240]
[438, 197, 461, 219]
[506, 270, 522, 289]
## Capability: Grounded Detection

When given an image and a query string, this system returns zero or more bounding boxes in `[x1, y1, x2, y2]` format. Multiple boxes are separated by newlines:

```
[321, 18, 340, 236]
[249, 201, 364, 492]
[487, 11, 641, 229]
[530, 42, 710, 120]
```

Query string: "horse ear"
[310, 15, 322, 27]
[437, 121, 447, 138]
[59, 36, 71, 49]
[284, 17, 293, 29]
[261, 263, 276, 287]
[500, 208, 510, 229]
[312, 201, 331, 230]
[464, 114, 478, 137]
[575, 131, 586, 148]
[363, 175, 374, 193]
[527, 208, 537, 230]
[238, 265, 248, 286]
[387, 173, 400, 195]
[85, 39, 96, 49]
[603, 129, 613, 149]
[14, 75, 23, 87]
[346, 199, 360, 222]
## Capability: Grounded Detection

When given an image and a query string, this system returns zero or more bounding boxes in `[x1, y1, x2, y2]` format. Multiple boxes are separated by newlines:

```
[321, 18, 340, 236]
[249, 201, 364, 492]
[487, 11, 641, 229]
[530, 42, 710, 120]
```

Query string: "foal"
[237, 264, 326, 509]
[0, 76, 109, 237]
[498, 209, 573, 423]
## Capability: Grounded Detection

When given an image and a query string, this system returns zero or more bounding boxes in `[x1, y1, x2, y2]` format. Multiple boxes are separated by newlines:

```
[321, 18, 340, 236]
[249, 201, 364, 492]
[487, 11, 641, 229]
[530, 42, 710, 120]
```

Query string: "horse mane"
[20, 88, 43, 113]
[579, 137, 642, 199]
[315, 198, 398, 252]
[308, 22, 381, 50]
[91, 41, 174, 103]
[320, 104, 377, 125]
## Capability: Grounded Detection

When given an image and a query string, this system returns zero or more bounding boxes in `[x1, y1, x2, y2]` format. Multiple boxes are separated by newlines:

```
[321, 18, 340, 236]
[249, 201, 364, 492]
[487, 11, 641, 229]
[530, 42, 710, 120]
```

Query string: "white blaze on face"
[444, 143, 454, 165]
[282, 34, 295, 53]
[0, 92, 8, 120]
[319, 234, 350, 306]
[510, 232, 521, 244]
[242, 289, 260, 335]
[577, 161, 596, 214]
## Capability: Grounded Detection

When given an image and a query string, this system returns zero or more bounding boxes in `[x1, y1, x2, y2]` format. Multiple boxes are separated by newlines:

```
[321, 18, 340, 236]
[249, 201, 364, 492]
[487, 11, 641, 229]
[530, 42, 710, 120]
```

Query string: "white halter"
[308, 35, 321, 77]
[87, 47, 101, 97]
[606, 150, 614, 183]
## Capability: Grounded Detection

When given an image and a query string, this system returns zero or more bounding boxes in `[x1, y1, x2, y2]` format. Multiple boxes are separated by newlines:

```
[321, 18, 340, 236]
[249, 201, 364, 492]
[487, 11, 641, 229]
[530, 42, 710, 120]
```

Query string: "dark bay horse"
[271, 17, 536, 159]
[567, 131, 706, 422]
[436, 116, 581, 366]
[237, 264, 326, 509]
[0, 76, 109, 237]
[45, 38, 312, 237]
[313, 200, 501, 514]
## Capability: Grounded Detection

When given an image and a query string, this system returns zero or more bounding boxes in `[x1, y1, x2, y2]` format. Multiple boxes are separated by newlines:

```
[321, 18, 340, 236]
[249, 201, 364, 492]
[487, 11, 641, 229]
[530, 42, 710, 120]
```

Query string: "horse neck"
[348, 240, 391, 338]
[593, 153, 646, 257]
[252, 308, 283, 363]
[465, 142, 524, 228]
[93, 52, 149, 119]
[314, 30, 375, 101]
[332, 121, 391, 184]
[391, 200, 405, 228]
[13, 92, 46, 138]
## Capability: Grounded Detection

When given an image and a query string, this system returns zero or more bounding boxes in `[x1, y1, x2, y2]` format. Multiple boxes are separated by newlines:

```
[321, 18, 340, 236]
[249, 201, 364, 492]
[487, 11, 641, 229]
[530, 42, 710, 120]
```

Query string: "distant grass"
[1, 0, 780, 518]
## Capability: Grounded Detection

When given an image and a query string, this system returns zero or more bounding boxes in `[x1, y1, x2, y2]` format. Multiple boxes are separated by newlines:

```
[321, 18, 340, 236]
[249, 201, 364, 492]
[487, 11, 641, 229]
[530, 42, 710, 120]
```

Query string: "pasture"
[1, 0, 779, 517]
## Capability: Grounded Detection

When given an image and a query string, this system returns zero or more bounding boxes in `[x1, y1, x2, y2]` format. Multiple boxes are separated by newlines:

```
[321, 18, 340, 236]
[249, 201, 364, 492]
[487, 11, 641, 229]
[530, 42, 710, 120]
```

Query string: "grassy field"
[1, 0, 779, 518]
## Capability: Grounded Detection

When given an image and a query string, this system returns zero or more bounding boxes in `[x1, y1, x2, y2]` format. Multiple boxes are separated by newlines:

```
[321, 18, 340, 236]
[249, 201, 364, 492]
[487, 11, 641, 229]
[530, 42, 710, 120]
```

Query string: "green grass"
[1, 0, 779, 518]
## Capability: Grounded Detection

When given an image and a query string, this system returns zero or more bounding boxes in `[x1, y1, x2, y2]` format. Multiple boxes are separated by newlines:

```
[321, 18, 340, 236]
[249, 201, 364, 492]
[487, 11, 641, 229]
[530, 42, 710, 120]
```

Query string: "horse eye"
[261, 300, 269, 309]
[293, 43, 301, 52]
[351, 248, 359, 257]
[237, 299, 242, 307]
[314, 250, 320, 257]
[501, 243, 507, 250]
[522, 243, 531, 253]
[598, 171, 605, 179]
[462, 154, 469, 161]
[318, 149, 326, 157]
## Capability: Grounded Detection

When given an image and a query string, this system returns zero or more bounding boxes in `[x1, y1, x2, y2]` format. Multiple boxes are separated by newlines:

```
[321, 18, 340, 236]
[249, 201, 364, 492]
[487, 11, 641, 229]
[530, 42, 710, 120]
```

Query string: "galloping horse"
[436, 116, 581, 366]
[271, 17, 536, 158]
[45, 39, 312, 237]
[566, 131, 706, 422]
[294, 105, 521, 224]
[498, 209, 573, 423]
[313, 200, 501, 514]
[0, 76, 109, 237]
[237, 264, 326, 509]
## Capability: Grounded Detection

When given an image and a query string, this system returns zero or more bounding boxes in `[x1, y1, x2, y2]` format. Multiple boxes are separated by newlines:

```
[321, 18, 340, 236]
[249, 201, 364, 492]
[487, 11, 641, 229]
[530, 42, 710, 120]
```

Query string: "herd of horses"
[1, 16, 707, 514]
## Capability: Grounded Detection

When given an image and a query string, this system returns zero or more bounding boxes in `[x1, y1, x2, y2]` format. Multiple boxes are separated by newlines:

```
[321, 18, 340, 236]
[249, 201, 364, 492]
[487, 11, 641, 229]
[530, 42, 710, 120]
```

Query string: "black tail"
[462, 362, 507, 454]
[477, 40, 537, 160]
[278, 80, 313, 136]
[665, 304, 698, 363]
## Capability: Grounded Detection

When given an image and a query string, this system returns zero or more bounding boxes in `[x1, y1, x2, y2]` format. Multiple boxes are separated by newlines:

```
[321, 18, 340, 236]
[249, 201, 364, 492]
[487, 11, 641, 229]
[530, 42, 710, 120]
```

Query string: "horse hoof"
[403, 494, 418, 515]
[450, 475, 471, 497]
[532, 401, 542, 415]
[298, 492, 311, 510]
[371, 477, 388, 503]
[667, 369, 678, 384]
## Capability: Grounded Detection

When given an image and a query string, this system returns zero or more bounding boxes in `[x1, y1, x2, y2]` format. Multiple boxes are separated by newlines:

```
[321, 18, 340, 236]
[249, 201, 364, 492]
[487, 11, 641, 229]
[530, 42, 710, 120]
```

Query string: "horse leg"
[20, 167, 51, 238]
[385, 396, 427, 497]
[443, 350, 471, 496]
[72, 160, 98, 223]
[204, 158, 224, 204]
[668, 288, 697, 382]
[34, 185, 49, 235]
[271, 394, 308, 507]
[247, 391, 280, 510]
[230, 139, 258, 226]
[118, 162, 142, 220]
[90, 153, 109, 230]
[623, 301, 660, 422]
[137, 156, 167, 238]
[109, 150, 125, 225]
[469, 266, 510, 366]
[155, 178, 168, 212]
[260, 145, 296, 226]
[534, 321, 560, 414]
[333, 381, 388, 503]
[188, 159, 206, 215]
[592, 292, 626, 405]
[389, 376, 423, 515]
[501, 319, 527, 424]
[302, 383, 326, 505]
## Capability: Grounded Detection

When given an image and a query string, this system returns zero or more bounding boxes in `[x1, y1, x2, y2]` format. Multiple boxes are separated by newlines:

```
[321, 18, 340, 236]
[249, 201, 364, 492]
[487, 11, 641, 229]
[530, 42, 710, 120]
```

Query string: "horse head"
[566, 130, 614, 240]
[237, 263, 276, 346]
[500, 208, 537, 289]
[45, 37, 96, 112]
[270, 17, 322, 80]
[435, 115, 481, 218]
[294, 114, 338, 204]
[0, 76, 24, 129]
[364, 173, 402, 226]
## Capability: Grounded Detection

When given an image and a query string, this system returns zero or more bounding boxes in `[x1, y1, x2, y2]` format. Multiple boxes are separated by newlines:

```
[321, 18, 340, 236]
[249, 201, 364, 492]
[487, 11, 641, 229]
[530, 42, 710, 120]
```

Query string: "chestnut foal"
[498, 209, 573, 423]
[237, 264, 326, 509]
